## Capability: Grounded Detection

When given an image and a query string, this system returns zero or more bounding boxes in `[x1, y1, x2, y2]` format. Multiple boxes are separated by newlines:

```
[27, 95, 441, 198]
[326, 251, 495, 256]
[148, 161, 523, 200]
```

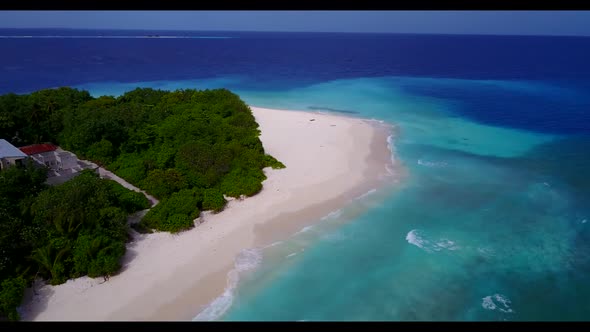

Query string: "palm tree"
[30, 244, 69, 284]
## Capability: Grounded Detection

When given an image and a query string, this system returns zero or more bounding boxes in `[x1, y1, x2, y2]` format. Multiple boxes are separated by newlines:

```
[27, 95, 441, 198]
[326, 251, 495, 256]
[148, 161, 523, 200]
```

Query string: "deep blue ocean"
[2, 29, 589, 321]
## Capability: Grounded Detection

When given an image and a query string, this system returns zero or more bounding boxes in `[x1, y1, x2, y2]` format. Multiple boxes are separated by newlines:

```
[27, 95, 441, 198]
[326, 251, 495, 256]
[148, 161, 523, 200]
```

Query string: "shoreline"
[19, 106, 399, 321]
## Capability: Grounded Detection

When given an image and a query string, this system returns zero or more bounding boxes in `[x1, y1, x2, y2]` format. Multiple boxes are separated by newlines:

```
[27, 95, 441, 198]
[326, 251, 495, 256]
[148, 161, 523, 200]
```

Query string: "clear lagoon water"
[1, 29, 589, 321]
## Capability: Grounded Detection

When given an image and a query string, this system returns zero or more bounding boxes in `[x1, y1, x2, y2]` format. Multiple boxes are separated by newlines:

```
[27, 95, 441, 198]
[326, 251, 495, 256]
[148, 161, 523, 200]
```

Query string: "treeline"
[0, 86, 284, 319]
[1, 87, 284, 232]
[0, 164, 150, 320]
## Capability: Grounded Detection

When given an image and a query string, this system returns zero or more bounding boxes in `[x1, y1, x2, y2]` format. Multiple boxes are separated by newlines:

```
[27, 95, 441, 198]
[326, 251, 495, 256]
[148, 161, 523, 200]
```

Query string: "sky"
[0, 11, 589, 36]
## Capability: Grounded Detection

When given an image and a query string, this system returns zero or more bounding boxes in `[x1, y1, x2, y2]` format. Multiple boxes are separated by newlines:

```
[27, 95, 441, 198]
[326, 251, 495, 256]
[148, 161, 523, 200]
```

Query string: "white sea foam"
[417, 159, 448, 168]
[482, 294, 514, 313]
[286, 252, 298, 258]
[386, 135, 397, 176]
[435, 239, 460, 251]
[482, 296, 496, 310]
[321, 209, 343, 220]
[262, 241, 283, 249]
[234, 248, 263, 272]
[193, 248, 262, 321]
[477, 247, 496, 257]
[294, 225, 316, 235]
[406, 230, 460, 253]
[191, 274, 237, 321]
[355, 189, 377, 201]
[494, 294, 513, 313]
[406, 229, 429, 252]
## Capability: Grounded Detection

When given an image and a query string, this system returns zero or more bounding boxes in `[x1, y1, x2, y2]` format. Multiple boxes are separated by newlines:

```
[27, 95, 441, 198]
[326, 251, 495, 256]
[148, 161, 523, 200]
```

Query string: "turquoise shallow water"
[4, 30, 589, 321]
[78, 76, 590, 321]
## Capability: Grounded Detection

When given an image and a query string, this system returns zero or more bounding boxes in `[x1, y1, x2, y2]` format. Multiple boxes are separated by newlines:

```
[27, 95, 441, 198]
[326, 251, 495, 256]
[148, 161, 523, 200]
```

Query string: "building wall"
[31, 151, 59, 171]
[0, 156, 26, 170]
[58, 151, 77, 170]
[30, 150, 79, 172]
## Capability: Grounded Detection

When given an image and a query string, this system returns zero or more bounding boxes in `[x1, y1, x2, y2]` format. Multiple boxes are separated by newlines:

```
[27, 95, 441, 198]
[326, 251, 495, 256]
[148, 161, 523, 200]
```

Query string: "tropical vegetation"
[0, 86, 284, 320]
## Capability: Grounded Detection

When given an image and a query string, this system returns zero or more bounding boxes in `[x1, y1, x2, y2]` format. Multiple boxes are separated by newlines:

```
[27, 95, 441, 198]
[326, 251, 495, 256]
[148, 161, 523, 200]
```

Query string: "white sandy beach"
[20, 106, 396, 321]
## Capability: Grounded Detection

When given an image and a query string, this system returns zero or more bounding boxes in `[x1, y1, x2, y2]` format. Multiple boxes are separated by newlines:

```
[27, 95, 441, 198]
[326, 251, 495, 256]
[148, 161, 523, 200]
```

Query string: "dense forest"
[0, 86, 284, 320]
[0, 164, 149, 320]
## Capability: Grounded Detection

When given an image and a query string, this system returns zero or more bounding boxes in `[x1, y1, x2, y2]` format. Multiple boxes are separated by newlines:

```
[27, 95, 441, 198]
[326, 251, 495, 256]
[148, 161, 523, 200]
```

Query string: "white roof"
[0, 139, 27, 158]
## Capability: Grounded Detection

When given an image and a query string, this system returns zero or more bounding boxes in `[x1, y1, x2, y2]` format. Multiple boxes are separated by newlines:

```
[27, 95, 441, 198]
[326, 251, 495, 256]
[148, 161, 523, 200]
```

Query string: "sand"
[19, 106, 397, 321]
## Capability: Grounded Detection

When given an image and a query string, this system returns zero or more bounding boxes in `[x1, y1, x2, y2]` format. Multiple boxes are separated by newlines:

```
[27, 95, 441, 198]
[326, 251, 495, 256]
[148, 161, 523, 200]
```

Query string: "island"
[0, 86, 395, 321]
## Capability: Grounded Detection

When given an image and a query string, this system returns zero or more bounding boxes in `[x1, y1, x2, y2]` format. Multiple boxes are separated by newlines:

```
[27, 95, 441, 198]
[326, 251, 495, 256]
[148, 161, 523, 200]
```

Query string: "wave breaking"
[192, 248, 262, 321]
[482, 294, 514, 313]
[405, 229, 460, 253]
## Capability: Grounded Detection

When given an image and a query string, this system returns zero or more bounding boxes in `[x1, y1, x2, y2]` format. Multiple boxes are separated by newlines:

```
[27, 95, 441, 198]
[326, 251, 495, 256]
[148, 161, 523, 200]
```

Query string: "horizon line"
[0, 27, 589, 38]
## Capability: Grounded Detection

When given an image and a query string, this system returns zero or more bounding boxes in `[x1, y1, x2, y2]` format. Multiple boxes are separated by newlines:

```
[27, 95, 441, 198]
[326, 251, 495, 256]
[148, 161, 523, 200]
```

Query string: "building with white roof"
[0, 139, 28, 170]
